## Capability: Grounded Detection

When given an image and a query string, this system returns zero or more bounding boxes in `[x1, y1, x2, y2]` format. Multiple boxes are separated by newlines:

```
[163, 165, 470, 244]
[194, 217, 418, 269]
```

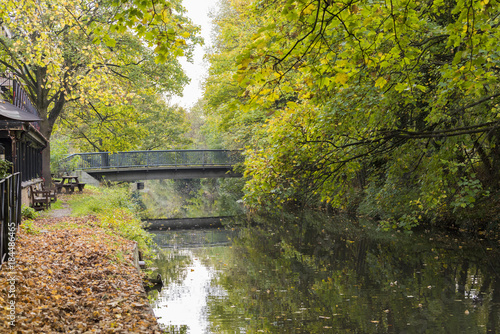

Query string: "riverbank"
[0, 202, 162, 332]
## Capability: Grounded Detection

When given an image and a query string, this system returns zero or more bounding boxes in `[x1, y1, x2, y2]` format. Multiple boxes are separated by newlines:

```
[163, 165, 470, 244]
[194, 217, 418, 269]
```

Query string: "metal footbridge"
[64, 149, 243, 181]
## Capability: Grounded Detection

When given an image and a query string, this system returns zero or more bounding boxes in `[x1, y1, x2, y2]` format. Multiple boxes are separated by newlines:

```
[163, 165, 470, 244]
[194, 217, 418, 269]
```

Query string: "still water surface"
[147, 218, 500, 333]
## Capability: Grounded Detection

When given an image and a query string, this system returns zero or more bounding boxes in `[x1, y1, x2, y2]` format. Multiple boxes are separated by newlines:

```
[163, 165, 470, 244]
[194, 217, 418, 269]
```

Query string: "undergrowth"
[21, 204, 39, 220]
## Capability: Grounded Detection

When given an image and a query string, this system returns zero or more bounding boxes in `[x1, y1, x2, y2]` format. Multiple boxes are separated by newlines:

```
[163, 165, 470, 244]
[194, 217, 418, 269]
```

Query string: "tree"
[56, 92, 192, 152]
[0, 0, 200, 183]
[205, 0, 500, 227]
[202, 0, 270, 150]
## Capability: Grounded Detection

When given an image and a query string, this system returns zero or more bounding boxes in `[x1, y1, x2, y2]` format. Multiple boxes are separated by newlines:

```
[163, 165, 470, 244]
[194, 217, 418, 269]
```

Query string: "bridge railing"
[64, 150, 243, 170]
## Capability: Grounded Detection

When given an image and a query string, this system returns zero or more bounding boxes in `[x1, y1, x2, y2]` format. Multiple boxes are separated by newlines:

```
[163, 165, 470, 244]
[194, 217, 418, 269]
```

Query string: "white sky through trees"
[170, 0, 218, 109]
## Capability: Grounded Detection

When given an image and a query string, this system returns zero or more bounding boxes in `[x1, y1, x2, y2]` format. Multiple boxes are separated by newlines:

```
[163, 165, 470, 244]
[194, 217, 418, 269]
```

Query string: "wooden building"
[0, 76, 48, 183]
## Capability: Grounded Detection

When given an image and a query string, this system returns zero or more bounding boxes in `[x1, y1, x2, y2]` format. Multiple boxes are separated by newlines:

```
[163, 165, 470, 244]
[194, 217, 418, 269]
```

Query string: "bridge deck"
[85, 166, 241, 181]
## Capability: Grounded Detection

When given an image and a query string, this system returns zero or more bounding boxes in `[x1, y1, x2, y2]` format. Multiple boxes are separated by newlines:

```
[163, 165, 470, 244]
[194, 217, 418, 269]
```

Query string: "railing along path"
[0, 173, 21, 265]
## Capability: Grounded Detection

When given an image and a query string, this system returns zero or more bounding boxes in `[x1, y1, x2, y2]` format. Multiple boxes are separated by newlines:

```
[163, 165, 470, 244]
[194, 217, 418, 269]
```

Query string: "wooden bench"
[44, 184, 57, 203]
[29, 184, 51, 211]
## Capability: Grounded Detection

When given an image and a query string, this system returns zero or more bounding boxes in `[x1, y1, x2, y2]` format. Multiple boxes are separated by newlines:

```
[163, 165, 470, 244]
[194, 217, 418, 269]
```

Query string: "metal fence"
[0, 173, 21, 265]
[64, 150, 243, 170]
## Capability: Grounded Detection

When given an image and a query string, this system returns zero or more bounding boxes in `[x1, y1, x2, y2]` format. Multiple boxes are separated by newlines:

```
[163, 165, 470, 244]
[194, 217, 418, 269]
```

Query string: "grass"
[49, 200, 64, 210]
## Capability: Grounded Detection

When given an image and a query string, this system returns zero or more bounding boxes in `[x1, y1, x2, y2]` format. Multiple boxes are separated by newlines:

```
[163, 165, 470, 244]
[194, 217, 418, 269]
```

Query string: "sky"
[169, 0, 219, 109]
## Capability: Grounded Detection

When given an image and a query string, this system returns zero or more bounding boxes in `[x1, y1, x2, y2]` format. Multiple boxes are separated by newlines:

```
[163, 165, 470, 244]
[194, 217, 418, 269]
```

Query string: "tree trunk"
[36, 79, 65, 187]
[42, 142, 52, 186]
[39, 117, 53, 187]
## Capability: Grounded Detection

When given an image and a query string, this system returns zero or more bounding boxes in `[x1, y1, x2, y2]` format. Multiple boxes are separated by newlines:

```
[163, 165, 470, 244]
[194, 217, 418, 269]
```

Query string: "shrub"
[0, 159, 13, 178]
[20, 219, 39, 235]
[21, 204, 39, 220]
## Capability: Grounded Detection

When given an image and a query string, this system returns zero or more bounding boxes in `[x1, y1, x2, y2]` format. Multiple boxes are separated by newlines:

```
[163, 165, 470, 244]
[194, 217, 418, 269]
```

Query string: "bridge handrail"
[63, 149, 243, 171]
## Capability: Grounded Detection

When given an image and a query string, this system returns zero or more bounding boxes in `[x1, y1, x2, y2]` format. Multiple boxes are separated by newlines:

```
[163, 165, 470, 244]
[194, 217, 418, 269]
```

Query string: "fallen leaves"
[0, 216, 161, 333]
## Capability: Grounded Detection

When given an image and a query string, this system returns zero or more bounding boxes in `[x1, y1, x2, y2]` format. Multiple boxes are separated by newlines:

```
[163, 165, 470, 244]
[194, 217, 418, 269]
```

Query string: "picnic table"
[55, 176, 86, 193]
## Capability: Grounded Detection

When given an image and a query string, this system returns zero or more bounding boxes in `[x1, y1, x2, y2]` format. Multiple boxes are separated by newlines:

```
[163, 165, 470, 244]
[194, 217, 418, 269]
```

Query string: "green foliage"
[56, 96, 192, 152]
[50, 135, 80, 177]
[0, 0, 201, 181]
[0, 159, 12, 179]
[21, 205, 39, 220]
[96, 208, 154, 258]
[451, 176, 486, 211]
[43, 221, 81, 231]
[186, 100, 209, 149]
[201, 0, 269, 150]
[20, 219, 39, 235]
[48, 200, 64, 211]
[203, 0, 500, 229]
[217, 178, 246, 216]
[139, 179, 192, 219]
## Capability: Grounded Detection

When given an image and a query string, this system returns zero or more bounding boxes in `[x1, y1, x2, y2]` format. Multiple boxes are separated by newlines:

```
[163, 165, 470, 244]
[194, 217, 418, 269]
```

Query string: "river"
[146, 214, 500, 333]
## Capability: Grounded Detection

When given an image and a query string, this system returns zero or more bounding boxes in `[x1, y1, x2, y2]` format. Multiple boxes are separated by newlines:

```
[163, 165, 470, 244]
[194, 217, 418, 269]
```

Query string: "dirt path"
[46, 200, 72, 218]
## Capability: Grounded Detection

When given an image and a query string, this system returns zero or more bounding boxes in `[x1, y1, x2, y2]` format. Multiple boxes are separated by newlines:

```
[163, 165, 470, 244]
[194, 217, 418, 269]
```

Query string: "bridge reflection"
[143, 216, 234, 230]
[64, 150, 243, 181]
[150, 228, 238, 248]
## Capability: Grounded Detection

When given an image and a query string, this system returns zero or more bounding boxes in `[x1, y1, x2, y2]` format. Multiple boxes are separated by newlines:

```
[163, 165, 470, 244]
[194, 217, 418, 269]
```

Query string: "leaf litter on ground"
[0, 216, 162, 333]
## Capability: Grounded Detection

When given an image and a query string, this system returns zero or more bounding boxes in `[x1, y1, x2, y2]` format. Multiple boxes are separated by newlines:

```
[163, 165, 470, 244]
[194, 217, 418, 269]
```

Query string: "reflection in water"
[152, 229, 237, 248]
[148, 217, 500, 333]
[149, 230, 233, 333]
[152, 250, 223, 333]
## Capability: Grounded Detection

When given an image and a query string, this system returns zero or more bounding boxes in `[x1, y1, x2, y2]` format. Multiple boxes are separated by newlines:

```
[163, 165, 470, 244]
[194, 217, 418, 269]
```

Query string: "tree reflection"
[206, 214, 500, 333]
[147, 248, 192, 305]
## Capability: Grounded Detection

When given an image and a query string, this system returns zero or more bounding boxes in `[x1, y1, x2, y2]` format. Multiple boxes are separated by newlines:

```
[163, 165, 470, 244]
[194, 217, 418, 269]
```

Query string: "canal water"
[147, 215, 500, 333]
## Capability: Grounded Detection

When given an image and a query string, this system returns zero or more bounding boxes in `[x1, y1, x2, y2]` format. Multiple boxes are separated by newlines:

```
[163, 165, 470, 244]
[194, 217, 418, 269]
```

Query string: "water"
[147, 217, 500, 333]
[151, 250, 220, 333]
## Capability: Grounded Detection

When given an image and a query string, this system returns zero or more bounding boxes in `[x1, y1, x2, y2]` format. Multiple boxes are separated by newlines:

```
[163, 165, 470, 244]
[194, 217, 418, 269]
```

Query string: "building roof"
[0, 100, 41, 122]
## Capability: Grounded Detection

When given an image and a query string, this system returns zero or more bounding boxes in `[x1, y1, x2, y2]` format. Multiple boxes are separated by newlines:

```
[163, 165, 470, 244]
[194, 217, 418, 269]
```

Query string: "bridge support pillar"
[74, 170, 100, 186]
